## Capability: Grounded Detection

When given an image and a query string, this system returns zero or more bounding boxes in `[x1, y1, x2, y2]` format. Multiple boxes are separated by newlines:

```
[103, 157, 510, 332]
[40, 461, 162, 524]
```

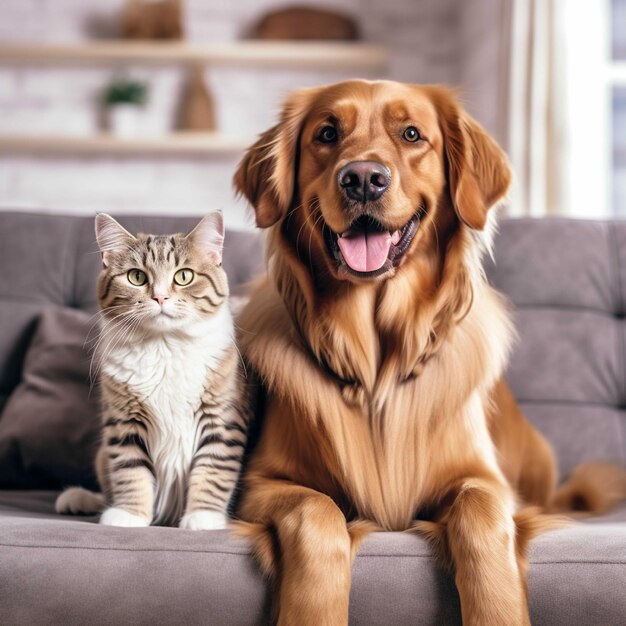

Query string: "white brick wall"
[0, 154, 254, 228]
[0, 0, 503, 231]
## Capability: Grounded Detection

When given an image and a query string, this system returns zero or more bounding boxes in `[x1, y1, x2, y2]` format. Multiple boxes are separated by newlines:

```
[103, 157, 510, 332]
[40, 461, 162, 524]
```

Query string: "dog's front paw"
[179, 510, 228, 530]
[100, 507, 150, 527]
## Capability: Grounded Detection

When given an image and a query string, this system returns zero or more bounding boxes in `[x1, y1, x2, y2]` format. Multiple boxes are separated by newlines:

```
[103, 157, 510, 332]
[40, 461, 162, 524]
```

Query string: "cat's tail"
[55, 487, 105, 515]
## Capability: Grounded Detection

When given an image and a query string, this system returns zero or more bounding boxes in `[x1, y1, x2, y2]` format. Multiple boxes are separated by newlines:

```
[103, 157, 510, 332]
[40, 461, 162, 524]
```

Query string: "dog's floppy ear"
[434, 89, 511, 230]
[233, 88, 318, 229]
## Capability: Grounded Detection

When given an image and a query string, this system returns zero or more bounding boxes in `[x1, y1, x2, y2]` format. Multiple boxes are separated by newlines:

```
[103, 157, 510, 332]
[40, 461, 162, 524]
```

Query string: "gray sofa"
[0, 211, 624, 625]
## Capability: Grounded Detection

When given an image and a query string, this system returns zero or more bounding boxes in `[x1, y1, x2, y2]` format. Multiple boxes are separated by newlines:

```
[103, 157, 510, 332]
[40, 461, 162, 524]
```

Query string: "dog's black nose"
[338, 161, 390, 202]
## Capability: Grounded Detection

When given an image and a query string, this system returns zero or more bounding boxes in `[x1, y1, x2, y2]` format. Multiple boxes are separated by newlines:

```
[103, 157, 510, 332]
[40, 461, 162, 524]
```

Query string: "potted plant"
[103, 78, 148, 137]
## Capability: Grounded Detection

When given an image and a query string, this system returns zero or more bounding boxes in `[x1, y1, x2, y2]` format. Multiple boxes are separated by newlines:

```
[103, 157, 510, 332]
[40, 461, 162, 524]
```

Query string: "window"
[560, 1, 625, 217]
[612, 0, 626, 215]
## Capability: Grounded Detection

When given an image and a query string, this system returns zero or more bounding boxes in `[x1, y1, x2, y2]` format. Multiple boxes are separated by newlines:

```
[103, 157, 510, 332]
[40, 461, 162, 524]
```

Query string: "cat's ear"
[95, 213, 135, 268]
[187, 211, 225, 264]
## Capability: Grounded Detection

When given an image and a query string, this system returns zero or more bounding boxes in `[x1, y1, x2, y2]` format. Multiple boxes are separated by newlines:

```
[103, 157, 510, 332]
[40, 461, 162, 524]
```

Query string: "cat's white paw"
[179, 510, 228, 530]
[100, 507, 150, 527]
[55, 487, 104, 514]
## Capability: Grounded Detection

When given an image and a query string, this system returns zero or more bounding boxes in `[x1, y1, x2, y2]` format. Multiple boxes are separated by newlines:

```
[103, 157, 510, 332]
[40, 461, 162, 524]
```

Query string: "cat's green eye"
[174, 268, 194, 286]
[127, 269, 147, 286]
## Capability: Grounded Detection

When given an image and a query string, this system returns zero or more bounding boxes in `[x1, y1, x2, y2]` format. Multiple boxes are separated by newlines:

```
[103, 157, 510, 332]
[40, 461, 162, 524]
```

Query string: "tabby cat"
[55, 212, 247, 530]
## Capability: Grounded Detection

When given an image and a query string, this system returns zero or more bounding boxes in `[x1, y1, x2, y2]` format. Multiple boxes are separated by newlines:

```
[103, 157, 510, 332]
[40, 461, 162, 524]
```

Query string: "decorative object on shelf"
[251, 6, 359, 41]
[178, 66, 215, 132]
[103, 77, 148, 137]
[121, 0, 184, 40]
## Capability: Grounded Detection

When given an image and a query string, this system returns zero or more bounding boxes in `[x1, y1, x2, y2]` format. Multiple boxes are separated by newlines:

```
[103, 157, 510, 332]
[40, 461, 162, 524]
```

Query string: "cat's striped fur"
[56, 212, 248, 530]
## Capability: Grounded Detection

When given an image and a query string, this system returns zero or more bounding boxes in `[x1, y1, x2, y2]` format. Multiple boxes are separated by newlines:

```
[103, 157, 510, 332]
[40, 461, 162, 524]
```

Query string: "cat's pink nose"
[152, 295, 169, 306]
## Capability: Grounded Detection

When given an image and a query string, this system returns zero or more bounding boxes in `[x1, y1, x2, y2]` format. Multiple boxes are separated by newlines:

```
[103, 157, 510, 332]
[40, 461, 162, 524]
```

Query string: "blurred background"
[0, 0, 623, 230]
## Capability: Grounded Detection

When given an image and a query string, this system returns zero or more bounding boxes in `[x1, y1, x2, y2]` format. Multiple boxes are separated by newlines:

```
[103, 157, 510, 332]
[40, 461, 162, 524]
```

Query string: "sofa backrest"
[0, 212, 265, 415]
[0, 212, 624, 479]
[485, 218, 626, 476]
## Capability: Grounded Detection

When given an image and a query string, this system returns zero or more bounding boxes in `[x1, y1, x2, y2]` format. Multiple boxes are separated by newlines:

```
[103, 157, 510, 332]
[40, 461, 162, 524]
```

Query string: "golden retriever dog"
[233, 80, 626, 625]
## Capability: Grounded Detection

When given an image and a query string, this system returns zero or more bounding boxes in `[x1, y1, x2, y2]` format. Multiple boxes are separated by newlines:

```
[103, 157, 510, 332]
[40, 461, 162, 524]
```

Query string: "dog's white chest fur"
[103, 307, 233, 523]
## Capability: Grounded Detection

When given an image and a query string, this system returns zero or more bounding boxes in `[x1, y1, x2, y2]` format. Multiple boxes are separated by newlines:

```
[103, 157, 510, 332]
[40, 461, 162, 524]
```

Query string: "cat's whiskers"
[91, 318, 140, 384]
[89, 314, 127, 362]
[90, 317, 133, 384]
[90, 310, 148, 384]
[87, 313, 133, 395]
[85, 306, 135, 348]
[87, 308, 136, 359]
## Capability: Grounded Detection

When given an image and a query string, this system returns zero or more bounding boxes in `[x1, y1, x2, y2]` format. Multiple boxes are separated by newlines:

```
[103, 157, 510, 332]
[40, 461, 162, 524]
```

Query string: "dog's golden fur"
[233, 80, 626, 625]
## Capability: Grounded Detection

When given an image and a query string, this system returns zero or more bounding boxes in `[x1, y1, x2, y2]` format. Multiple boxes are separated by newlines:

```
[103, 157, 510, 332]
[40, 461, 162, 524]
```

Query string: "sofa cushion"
[0, 307, 99, 490]
[485, 218, 626, 477]
[0, 491, 624, 626]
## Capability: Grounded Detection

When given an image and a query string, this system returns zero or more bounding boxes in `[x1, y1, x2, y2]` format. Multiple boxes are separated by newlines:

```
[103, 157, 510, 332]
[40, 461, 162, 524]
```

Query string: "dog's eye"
[317, 126, 338, 144]
[402, 126, 420, 142]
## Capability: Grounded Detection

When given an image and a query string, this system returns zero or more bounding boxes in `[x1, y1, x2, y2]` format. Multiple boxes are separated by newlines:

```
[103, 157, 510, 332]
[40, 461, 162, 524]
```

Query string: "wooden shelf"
[0, 133, 253, 156]
[0, 41, 389, 69]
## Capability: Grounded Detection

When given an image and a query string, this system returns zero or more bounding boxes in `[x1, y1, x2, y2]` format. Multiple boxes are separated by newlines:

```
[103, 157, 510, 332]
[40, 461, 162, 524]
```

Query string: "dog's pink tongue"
[338, 224, 392, 273]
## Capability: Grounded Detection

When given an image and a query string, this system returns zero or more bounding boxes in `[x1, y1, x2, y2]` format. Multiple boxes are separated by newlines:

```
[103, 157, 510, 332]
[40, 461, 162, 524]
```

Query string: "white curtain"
[506, 0, 569, 217]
